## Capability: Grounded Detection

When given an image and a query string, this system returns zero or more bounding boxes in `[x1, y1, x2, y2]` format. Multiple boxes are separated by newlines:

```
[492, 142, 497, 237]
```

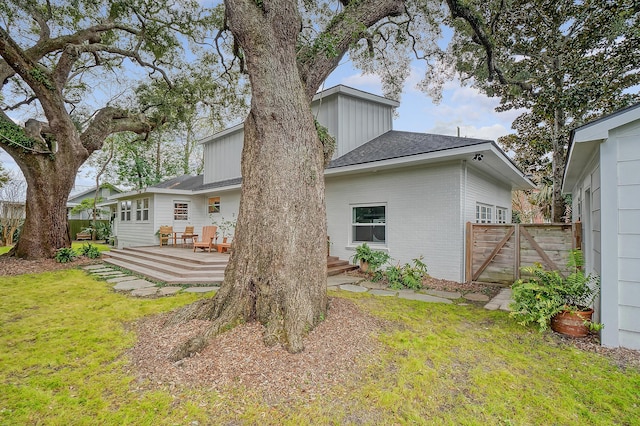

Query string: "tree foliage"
[440, 0, 640, 221]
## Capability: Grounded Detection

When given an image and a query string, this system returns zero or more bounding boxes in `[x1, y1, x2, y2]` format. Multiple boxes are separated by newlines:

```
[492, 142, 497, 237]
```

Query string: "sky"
[1, 54, 524, 195]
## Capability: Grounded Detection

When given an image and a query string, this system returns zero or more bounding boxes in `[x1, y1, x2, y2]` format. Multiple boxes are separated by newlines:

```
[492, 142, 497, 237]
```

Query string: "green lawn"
[0, 242, 111, 256]
[1, 269, 638, 425]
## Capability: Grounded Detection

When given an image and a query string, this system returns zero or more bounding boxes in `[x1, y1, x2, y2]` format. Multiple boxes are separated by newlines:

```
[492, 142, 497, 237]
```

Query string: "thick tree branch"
[298, 0, 405, 98]
[0, 21, 137, 84]
[80, 107, 156, 154]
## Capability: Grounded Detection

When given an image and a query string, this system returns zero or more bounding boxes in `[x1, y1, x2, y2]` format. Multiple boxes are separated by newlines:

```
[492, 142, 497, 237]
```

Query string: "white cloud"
[339, 73, 383, 93]
[428, 121, 512, 141]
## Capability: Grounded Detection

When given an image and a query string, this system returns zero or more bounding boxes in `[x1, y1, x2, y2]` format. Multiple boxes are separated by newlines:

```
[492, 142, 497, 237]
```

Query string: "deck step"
[103, 247, 356, 284]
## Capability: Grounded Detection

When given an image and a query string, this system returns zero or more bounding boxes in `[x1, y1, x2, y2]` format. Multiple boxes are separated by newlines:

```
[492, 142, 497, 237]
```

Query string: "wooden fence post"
[465, 222, 472, 283]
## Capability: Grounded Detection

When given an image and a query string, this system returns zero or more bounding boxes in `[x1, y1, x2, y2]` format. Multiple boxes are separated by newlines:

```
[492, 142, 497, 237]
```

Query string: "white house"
[111, 85, 533, 282]
[563, 103, 640, 350]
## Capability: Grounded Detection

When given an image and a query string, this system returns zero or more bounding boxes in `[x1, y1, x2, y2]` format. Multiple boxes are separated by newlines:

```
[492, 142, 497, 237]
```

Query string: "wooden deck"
[103, 246, 356, 285]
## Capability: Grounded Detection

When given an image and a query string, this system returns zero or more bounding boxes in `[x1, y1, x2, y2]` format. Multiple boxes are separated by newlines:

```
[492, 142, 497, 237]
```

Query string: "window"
[352, 205, 386, 244]
[174, 202, 189, 221]
[136, 198, 149, 221]
[476, 203, 493, 223]
[120, 200, 132, 221]
[496, 207, 508, 224]
[208, 197, 221, 214]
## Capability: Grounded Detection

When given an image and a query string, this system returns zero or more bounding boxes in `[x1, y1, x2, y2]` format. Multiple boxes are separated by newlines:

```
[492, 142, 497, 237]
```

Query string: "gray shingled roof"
[192, 177, 242, 191]
[150, 174, 204, 190]
[328, 130, 490, 168]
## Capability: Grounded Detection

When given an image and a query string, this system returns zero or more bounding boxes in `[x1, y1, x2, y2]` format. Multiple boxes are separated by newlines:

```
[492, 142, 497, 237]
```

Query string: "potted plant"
[351, 243, 390, 273]
[510, 250, 602, 337]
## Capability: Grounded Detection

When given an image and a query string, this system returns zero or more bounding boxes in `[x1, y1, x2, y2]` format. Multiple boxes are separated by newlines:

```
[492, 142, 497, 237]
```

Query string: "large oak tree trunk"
[169, 0, 328, 358]
[12, 140, 82, 258]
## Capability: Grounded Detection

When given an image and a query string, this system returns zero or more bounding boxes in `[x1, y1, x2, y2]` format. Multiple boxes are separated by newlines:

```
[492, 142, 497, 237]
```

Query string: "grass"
[1, 270, 639, 425]
[0, 242, 111, 256]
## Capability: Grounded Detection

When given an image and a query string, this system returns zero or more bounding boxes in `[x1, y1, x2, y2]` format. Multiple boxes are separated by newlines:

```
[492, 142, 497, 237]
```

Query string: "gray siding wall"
[325, 163, 463, 281]
[463, 165, 513, 224]
[332, 95, 393, 158]
[613, 122, 640, 349]
[202, 129, 243, 184]
[116, 191, 241, 248]
[115, 194, 156, 248]
[202, 90, 395, 185]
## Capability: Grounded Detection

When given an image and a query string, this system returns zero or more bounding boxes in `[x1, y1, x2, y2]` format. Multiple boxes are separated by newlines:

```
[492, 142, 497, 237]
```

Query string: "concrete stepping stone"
[184, 287, 218, 293]
[339, 284, 368, 293]
[131, 287, 159, 297]
[484, 288, 513, 311]
[90, 268, 116, 273]
[107, 276, 138, 283]
[83, 264, 106, 270]
[464, 293, 490, 302]
[327, 276, 362, 287]
[424, 289, 462, 299]
[369, 289, 397, 297]
[359, 281, 388, 290]
[158, 286, 182, 296]
[113, 279, 156, 291]
[94, 270, 124, 276]
[398, 291, 453, 304]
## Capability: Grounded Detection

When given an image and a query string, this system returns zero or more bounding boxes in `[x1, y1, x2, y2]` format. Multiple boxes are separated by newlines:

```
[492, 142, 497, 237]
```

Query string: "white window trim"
[135, 197, 149, 222]
[496, 206, 508, 224]
[475, 203, 493, 224]
[350, 203, 387, 247]
[120, 200, 132, 222]
[173, 201, 190, 221]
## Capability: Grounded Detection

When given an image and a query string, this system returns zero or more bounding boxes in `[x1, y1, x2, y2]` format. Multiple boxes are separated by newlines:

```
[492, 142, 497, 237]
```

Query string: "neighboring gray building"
[563, 103, 640, 350]
[111, 85, 533, 282]
[67, 184, 121, 220]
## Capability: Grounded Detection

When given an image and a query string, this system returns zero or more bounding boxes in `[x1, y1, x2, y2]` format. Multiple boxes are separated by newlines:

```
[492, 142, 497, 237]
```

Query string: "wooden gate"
[465, 222, 580, 285]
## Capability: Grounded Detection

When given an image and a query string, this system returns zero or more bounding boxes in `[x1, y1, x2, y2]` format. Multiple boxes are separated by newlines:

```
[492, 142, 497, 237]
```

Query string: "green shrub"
[79, 243, 101, 259]
[510, 250, 601, 332]
[55, 247, 77, 263]
[350, 243, 390, 272]
[381, 257, 428, 290]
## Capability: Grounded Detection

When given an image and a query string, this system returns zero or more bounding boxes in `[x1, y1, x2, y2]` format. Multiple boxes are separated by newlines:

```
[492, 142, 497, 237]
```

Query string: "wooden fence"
[465, 222, 581, 285]
[68, 219, 109, 241]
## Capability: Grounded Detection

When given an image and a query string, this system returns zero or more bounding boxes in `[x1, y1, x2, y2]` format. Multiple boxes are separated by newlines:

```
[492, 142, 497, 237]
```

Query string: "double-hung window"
[120, 200, 132, 222]
[352, 205, 386, 244]
[475, 203, 493, 223]
[136, 198, 149, 221]
[496, 207, 508, 224]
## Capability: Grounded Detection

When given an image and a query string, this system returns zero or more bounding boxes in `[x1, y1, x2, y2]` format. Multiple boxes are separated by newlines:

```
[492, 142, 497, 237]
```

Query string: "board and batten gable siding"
[325, 163, 463, 282]
[612, 120, 640, 349]
[202, 87, 396, 184]
[202, 127, 243, 184]
[331, 94, 394, 158]
[116, 194, 156, 248]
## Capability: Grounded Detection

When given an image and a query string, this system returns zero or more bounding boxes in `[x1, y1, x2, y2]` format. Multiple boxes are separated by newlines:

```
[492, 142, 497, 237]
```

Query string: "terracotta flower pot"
[359, 260, 369, 273]
[550, 308, 594, 337]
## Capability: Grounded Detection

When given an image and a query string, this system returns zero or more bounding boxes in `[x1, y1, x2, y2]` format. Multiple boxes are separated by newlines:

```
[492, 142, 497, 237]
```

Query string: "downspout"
[461, 160, 468, 282]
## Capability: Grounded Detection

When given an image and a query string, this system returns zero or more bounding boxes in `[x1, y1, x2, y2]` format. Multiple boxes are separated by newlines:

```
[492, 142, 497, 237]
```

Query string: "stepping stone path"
[484, 288, 513, 311]
[83, 263, 514, 309]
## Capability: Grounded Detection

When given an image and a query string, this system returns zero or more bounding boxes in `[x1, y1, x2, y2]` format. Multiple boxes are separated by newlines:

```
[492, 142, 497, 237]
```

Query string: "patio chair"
[179, 226, 197, 247]
[159, 225, 174, 247]
[193, 226, 217, 252]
